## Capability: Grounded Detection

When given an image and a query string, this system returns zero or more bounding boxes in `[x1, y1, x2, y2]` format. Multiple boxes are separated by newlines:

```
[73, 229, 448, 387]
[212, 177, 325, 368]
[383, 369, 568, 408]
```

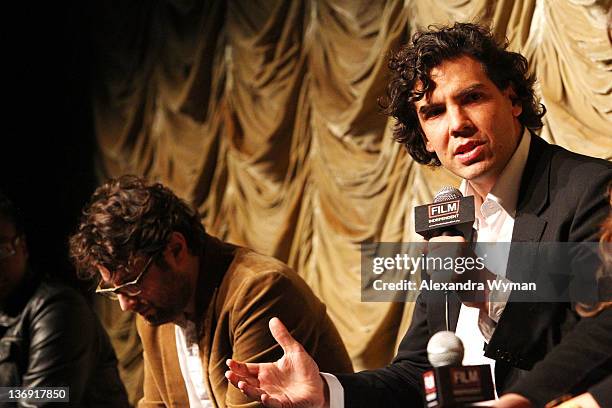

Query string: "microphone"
[414, 187, 475, 241]
[414, 187, 478, 329]
[427, 330, 464, 367]
[423, 331, 495, 407]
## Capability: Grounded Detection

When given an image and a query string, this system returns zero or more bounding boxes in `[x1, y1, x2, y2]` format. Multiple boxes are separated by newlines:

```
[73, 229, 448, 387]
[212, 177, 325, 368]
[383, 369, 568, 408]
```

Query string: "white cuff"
[320, 372, 344, 408]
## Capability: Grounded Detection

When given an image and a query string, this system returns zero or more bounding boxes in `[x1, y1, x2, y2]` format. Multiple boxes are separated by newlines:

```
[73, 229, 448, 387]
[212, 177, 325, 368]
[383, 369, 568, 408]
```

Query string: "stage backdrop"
[90, 0, 612, 390]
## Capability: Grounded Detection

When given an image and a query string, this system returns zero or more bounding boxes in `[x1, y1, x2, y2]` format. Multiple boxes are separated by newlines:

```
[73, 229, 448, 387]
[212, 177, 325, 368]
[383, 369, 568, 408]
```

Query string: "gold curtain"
[91, 1, 612, 388]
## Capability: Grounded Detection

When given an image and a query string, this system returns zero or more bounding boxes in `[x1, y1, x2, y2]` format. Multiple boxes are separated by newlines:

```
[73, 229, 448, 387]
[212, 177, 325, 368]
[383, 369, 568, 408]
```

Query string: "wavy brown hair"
[69, 175, 206, 281]
[379, 22, 546, 166]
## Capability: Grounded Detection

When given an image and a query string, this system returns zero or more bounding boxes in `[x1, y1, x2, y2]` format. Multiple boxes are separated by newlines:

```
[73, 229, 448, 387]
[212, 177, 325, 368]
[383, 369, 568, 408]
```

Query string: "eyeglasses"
[0, 236, 21, 260]
[95, 254, 156, 300]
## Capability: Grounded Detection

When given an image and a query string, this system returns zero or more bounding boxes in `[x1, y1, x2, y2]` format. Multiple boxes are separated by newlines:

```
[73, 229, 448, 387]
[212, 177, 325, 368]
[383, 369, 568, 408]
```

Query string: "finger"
[427, 240, 443, 253]
[226, 359, 260, 376]
[269, 317, 303, 353]
[225, 370, 260, 388]
[237, 381, 267, 402]
[261, 394, 285, 408]
[225, 371, 243, 389]
[430, 235, 466, 243]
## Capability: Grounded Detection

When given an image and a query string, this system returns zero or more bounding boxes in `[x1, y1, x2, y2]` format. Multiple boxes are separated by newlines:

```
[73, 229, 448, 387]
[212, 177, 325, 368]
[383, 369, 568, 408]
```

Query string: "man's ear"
[166, 232, 188, 265]
[504, 85, 522, 118]
[424, 139, 435, 153]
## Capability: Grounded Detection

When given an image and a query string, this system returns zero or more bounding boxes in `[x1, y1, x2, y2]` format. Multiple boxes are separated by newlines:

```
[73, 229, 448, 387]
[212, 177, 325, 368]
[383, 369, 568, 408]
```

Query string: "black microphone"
[422, 331, 495, 407]
[414, 187, 478, 329]
[414, 186, 475, 241]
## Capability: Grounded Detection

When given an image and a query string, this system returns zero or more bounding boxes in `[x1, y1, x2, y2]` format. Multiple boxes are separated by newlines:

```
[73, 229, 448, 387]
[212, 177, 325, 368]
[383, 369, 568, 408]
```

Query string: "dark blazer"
[336, 136, 612, 407]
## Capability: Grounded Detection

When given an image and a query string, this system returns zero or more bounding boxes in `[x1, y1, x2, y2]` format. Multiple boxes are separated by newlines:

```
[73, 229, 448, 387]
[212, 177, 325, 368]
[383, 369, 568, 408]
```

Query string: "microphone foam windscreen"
[433, 186, 463, 203]
[427, 331, 464, 367]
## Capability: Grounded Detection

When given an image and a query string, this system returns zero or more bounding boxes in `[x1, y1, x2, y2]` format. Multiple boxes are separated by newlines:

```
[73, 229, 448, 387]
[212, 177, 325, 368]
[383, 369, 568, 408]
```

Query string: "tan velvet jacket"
[137, 235, 353, 407]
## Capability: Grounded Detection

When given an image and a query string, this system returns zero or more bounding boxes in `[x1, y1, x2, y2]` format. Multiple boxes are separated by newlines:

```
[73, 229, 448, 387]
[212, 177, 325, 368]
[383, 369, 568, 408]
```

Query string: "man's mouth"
[454, 140, 484, 155]
[454, 141, 485, 164]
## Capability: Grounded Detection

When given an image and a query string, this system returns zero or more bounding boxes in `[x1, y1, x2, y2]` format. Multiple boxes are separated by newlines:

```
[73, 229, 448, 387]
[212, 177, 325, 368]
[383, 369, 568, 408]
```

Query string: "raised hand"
[426, 235, 495, 310]
[225, 317, 328, 408]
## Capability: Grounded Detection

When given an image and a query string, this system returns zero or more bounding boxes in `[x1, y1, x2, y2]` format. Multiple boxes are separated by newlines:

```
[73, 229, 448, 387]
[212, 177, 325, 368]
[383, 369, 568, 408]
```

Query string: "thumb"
[269, 317, 303, 354]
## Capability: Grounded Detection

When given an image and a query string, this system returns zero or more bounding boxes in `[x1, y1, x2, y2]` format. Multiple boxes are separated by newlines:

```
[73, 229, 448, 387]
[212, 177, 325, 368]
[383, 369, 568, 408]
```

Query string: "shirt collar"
[460, 128, 531, 218]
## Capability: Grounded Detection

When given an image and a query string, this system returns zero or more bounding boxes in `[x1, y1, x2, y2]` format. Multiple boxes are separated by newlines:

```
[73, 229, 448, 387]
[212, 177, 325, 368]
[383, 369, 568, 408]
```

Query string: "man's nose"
[117, 294, 138, 312]
[448, 106, 473, 136]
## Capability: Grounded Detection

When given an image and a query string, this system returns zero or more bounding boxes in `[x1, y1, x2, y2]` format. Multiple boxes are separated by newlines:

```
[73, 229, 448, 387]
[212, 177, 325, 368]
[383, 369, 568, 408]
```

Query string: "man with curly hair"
[69, 175, 353, 408]
[225, 23, 612, 408]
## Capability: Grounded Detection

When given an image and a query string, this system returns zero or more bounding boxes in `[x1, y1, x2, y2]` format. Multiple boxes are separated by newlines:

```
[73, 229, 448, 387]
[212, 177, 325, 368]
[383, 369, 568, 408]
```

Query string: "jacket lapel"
[160, 324, 190, 407]
[193, 235, 238, 407]
[506, 136, 551, 284]
[486, 136, 554, 371]
[511, 135, 551, 243]
[199, 288, 218, 407]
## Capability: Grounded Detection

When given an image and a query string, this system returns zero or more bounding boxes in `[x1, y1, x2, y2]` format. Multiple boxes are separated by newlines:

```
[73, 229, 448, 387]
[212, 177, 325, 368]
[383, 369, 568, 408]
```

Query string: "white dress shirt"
[324, 129, 532, 407]
[176, 322, 214, 408]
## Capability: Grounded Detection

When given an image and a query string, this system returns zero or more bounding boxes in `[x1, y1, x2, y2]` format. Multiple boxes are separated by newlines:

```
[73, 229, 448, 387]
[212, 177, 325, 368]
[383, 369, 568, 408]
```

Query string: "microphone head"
[433, 186, 463, 203]
[427, 331, 464, 367]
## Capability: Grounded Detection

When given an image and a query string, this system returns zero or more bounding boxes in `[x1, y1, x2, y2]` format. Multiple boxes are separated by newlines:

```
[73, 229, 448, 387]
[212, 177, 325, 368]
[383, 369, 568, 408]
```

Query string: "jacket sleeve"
[335, 292, 431, 408]
[589, 374, 612, 408]
[225, 270, 352, 408]
[506, 308, 612, 407]
[20, 288, 127, 407]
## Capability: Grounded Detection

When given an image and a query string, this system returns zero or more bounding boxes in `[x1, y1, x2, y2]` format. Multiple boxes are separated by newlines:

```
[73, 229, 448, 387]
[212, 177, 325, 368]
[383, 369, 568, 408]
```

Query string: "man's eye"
[466, 93, 483, 102]
[425, 108, 444, 119]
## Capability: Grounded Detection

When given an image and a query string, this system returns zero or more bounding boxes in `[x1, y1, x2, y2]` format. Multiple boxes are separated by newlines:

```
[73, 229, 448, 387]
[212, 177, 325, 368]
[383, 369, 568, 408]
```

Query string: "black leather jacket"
[0, 273, 129, 407]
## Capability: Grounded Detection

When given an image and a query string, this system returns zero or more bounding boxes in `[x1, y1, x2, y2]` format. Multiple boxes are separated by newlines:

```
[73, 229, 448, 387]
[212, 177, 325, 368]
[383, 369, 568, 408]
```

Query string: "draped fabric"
[91, 1, 612, 390]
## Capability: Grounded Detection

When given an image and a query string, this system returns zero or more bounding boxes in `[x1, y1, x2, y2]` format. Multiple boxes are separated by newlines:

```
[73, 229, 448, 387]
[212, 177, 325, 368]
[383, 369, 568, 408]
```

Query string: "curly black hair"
[379, 22, 545, 166]
[69, 175, 206, 280]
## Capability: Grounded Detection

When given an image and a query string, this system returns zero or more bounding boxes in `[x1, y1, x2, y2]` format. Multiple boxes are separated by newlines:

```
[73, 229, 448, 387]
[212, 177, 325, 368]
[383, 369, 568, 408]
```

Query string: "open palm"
[226, 318, 327, 408]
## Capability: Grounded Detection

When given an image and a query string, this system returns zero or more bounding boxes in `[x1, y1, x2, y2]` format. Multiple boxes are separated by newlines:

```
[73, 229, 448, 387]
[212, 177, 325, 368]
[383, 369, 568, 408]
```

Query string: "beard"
[142, 308, 181, 326]
[140, 266, 192, 326]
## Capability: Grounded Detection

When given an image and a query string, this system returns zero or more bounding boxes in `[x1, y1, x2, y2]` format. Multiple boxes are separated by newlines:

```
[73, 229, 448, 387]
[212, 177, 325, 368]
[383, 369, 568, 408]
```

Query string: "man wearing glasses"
[0, 191, 129, 407]
[68, 175, 352, 408]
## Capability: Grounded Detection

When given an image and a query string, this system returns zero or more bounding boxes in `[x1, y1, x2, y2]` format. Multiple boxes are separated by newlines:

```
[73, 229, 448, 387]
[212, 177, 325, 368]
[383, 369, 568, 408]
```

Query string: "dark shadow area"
[2, 1, 97, 288]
